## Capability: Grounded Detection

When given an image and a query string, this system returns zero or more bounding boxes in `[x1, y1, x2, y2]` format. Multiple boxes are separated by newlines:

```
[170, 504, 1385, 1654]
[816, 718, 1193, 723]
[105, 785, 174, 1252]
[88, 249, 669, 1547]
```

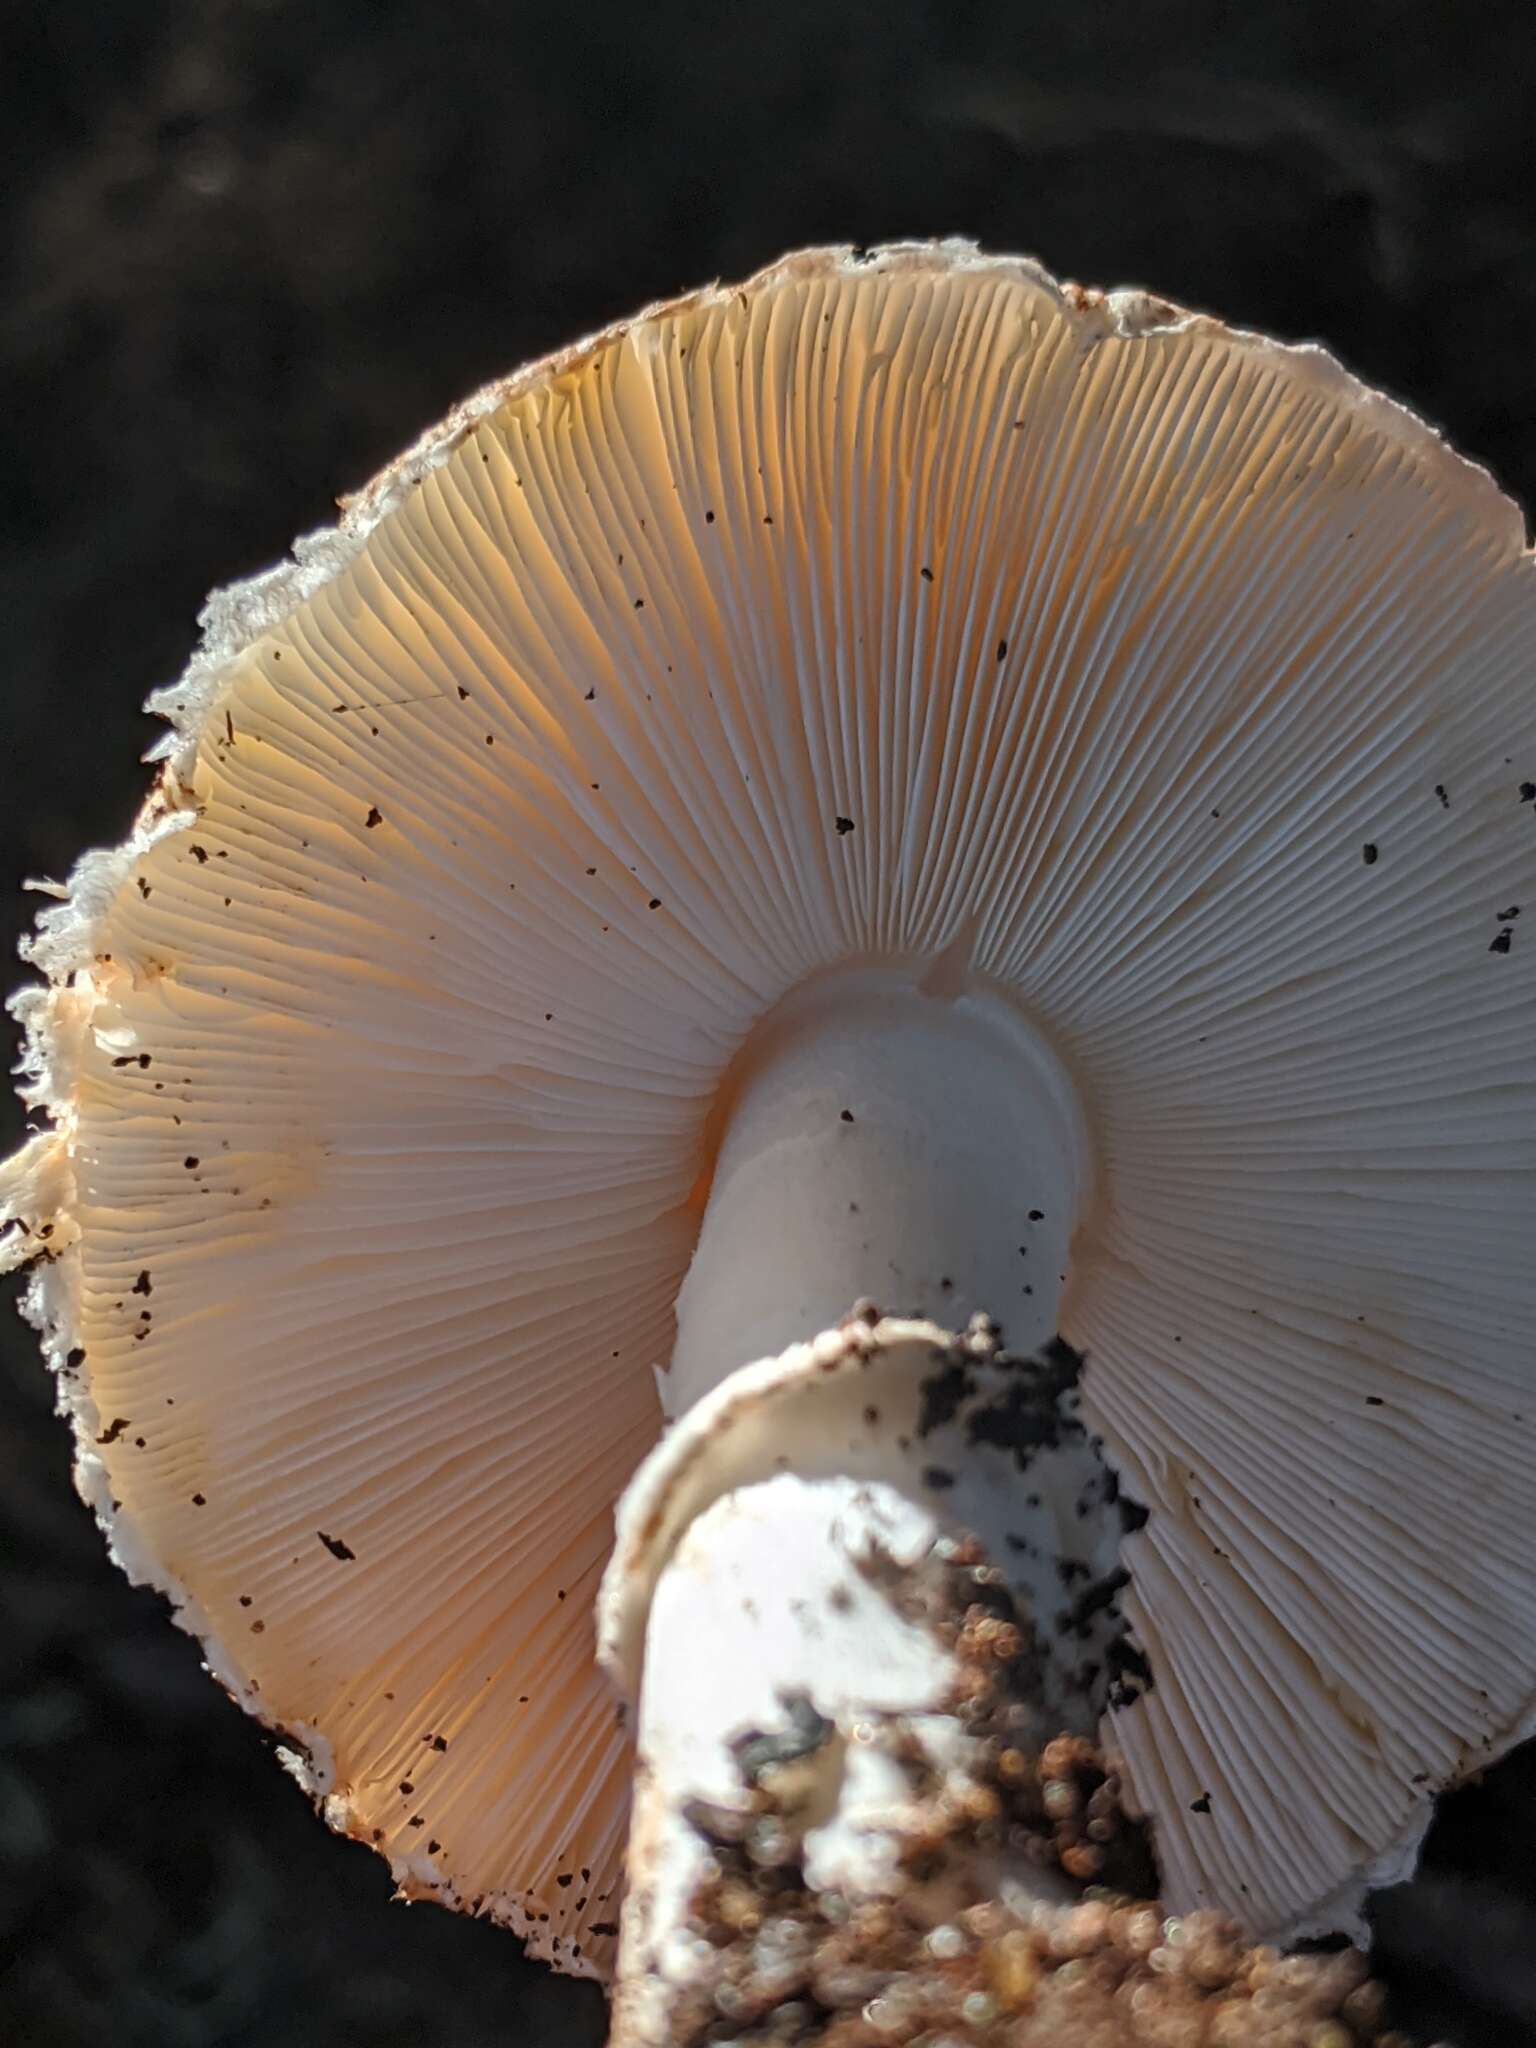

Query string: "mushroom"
[3, 242, 1534, 2020]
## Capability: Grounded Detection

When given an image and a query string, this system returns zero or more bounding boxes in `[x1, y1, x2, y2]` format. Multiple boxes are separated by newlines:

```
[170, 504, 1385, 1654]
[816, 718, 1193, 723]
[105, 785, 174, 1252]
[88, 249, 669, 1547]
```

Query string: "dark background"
[3, 3, 1535, 2043]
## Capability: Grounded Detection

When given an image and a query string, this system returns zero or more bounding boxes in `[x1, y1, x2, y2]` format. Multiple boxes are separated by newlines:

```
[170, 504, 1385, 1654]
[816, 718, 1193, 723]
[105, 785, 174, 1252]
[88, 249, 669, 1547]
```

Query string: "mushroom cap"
[3, 242, 1534, 1971]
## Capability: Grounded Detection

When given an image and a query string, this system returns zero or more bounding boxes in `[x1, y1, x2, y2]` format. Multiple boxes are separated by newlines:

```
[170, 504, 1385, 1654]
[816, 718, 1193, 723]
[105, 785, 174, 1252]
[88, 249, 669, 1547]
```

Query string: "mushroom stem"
[667, 965, 1090, 1419]
[599, 1314, 1147, 2047]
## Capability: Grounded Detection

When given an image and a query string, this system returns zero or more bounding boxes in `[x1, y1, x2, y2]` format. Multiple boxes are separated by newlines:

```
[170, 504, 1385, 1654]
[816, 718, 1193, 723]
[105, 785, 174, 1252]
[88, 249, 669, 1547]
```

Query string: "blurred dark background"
[3, 3, 1535, 2043]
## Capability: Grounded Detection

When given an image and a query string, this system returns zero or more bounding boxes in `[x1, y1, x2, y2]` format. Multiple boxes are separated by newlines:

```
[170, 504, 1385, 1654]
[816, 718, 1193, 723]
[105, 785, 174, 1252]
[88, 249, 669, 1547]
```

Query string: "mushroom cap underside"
[3, 241, 1534, 1975]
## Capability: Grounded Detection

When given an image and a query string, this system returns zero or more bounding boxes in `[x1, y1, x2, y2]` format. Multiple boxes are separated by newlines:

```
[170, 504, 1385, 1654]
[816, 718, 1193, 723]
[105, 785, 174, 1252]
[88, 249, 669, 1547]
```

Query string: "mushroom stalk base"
[601, 1319, 1392, 2048]
[610, 1467, 1078, 2046]
[600, 1314, 1145, 2047]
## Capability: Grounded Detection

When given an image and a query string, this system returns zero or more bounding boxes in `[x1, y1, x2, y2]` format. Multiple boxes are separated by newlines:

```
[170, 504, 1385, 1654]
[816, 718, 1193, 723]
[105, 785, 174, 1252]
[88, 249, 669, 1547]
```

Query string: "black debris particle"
[96, 1418, 130, 1445]
[834, 815, 855, 835]
[1434, 784, 1450, 808]
[1105, 1468, 1152, 1536]
[648, 897, 661, 910]
[921, 1464, 956, 1490]
[189, 844, 209, 863]
[1497, 905, 1521, 920]
[1491, 927, 1514, 954]
[996, 637, 1008, 662]
[131, 1270, 152, 1296]
[1520, 782, 1536, 804]
[839, 1108, 854, 1123]
[191, 1493, 207, 1507]
[1362, 842, 1379, 865]
[1105, 1632, 1155, 1710]
[1028, 1208, 1044, 1221]
[318, 1531, 356, 1561]
[917, 1357, 975, 1438]
[1191, 1793, 1212, 1814]
[364, 805, 382, 828]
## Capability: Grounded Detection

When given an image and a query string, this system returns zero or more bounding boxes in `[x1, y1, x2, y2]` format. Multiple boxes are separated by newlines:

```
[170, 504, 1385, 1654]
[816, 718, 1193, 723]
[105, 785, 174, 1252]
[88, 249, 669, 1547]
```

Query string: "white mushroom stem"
[599, 1317, 1143, 2048]
[665, 964, 1091, 1420]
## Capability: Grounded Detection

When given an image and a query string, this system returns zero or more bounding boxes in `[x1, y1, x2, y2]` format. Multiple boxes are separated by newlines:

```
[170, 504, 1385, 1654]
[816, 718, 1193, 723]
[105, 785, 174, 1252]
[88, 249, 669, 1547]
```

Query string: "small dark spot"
[922, 1465, 956, 1490]
[633, 598, 645, 610]
[428, 1839, 442, 1854]
[239, 1595, 253, 1607]
[834, 815, 855, 836]
[399, 1781, 415, 1796]
[839, 1108, 854, 1123]
[1362, 842, 1379, 865]
[426, 1734, 449, 1751]
[863, 1404, 880, 1426]
[457, 685, 470, 700]
[1434, 784, 1450, 808]
[1028, 1209, 1044, 1222]
[1365, 1396, 1384, 1407]
[486, 733, 495, 745]
[1190, 1794, 1212, 1815]
[1520, 782, 1536, 804]
[189, 845, 209, 864]
[705, 509, 715, 524]
[409, 1816, 425, 1829]
[1491, 928, 1514, 954]
[919, 565, 933, 582]
[137, 878, 152, 899]
[1497, 905, 1521, 921]
[132, 1271, 152, 1296]
[556, 1873, 573, 1888]
[318, 1531, 356, 1561]
[584, 688, 596, 702]
[648, 897, 661, 910]
[191, 1493, 207, 1507]
[183, 1156, 200, 1171]
[365, 806, 383, 829]
[97, 1418, 130, 1445]
[996, 638, 1008, 663]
